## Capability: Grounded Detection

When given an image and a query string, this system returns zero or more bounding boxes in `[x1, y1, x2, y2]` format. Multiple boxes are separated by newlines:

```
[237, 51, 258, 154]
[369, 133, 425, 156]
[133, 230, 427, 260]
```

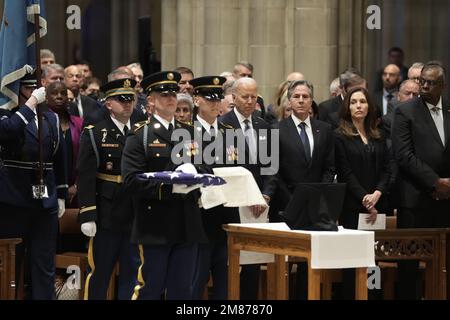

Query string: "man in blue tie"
[276, 80, 335, 299]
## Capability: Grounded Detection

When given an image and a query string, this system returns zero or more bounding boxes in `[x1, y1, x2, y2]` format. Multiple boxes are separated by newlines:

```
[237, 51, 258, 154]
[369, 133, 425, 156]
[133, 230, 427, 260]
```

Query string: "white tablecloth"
[231, 223, 375, 269]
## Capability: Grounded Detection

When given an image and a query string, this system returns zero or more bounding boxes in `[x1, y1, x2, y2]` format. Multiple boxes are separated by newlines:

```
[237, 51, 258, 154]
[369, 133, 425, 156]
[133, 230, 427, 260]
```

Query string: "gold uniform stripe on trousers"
[132, 244, 146, 300]
[83, 237, 96, 300]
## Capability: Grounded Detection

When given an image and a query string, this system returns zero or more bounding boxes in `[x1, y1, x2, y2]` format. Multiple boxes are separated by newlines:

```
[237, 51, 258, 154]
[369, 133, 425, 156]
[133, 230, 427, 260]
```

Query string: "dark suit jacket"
[277, 117, 335, 191]
[68, 95, 102, 119]
[318, 96, 343, 126]
[392, 96, 450, 208]
[219, 110, 277, 198]
[334, 131, 391, 214]
[372, 90, 385, 117]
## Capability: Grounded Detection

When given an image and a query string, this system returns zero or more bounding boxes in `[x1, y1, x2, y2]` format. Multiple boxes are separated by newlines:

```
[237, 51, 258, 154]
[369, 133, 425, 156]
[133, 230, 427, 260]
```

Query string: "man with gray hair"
[318, 69, 367, 129]
[41, 63, 65, 87]
[220, 77, 276, 299]
[408, 62, 424, 83]
[232, 61, 253, 79]
[329, 77, 341, 97]
[40, 49, 55, 68]
[277, 79, 335, 299]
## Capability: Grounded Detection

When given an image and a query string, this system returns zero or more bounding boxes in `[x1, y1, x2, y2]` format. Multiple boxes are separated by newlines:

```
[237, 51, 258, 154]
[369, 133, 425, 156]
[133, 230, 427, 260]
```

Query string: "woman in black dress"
[334, 87, 391, 299]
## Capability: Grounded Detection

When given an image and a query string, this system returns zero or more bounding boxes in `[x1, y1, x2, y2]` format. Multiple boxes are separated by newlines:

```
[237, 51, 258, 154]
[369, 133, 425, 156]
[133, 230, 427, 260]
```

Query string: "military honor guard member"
[121, 71, 209, 300]
[188, 76, 240, 299]
[0, 73, 67, 300]
[77, 78, 140, 299]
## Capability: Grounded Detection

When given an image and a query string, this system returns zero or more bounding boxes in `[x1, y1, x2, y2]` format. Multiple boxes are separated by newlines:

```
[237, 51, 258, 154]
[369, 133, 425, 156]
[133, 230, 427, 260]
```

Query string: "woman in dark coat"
[335, 87, 391, 229]
[334, 87, 391, 300]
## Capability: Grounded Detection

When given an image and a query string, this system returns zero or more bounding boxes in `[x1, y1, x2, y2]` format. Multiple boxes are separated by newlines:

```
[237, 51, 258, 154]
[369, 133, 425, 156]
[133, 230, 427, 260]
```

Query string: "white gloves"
[81, 222, 97, 237]
[175, 163, 198, 174]
[31, 87, 46, 104]
[173, 163, 200, 194]
[57, 199, 65, 218]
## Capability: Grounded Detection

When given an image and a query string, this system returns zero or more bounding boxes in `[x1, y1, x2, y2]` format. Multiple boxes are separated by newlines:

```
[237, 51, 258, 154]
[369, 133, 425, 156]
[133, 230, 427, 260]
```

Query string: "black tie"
[298, 122, 311, 163]
[123, 125, 129, 136]
[244, 119, 251, 131]
[210, 125, 216, 142]
[168, 123, 174, 132]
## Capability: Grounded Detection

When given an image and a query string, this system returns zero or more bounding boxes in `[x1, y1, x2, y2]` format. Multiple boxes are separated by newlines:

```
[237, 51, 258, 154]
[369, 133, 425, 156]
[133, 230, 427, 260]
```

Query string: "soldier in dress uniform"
[0, 73, 67, 300]
[188, 76, 240, 299]
[121, 71, 209, 300]
[77, 78, 141, 300]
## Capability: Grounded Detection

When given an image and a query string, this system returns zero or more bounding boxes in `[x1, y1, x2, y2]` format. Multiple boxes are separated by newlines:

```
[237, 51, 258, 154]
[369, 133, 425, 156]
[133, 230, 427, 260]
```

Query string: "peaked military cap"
[20, 71, 37, 88]
[140, 71, 181, 95]
[190, 76, 226, 101]
[101, 78, 137, 100]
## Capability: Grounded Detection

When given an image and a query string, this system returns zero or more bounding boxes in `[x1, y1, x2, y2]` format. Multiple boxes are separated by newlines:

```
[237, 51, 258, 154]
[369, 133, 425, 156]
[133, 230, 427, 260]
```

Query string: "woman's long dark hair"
[337, 87, 380, 139]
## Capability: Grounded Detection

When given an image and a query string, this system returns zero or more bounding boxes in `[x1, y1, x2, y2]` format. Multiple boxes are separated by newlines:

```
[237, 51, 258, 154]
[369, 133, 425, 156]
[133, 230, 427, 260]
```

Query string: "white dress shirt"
[110, 116, 131, 135]
[426, 97, 445, 146]
[291, 114, 314, 157]
[196, 115, 218, 136]
[76, 95, 83, 118]
[153, 114, 175, 131]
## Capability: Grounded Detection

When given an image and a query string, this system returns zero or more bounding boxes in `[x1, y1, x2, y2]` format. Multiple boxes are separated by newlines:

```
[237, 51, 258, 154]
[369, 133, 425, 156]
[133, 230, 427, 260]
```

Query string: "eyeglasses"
[419, 78, 442, 87]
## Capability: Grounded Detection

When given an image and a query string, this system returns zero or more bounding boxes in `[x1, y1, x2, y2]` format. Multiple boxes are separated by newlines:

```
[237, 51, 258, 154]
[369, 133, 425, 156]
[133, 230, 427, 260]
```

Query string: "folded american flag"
[137, 171, 226, 187]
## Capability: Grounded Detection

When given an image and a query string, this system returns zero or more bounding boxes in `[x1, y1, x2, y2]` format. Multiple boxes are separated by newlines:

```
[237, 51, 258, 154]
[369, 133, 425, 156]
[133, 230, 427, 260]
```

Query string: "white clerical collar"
[291, 114, 311, 128]
[153, 114, 175, 130]
[110, 116, 130, 135]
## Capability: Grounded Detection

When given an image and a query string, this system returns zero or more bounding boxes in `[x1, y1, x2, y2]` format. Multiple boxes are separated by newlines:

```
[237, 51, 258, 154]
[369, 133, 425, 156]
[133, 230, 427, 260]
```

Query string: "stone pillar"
[161, 0, 342, 103]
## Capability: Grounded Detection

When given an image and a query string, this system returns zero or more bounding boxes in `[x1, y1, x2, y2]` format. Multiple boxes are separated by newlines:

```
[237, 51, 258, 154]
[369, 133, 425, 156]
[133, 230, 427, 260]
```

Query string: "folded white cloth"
[200, 166, 266, 209]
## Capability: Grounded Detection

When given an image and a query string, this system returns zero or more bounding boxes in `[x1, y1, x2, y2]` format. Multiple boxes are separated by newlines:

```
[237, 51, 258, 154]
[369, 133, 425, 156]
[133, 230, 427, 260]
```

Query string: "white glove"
[81, 222, 97, 237]
[175, 163, 198, 174]
[31, 87, 46, 104]
[172, 183, 202, 194]
[57, 198, 65, 219]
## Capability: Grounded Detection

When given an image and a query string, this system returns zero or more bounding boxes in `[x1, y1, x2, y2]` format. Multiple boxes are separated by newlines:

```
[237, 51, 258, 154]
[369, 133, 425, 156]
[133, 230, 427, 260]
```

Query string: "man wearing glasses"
[121, 71, 208, 300]
[77, 78, 140, 299]
[392, 61, 450, 299]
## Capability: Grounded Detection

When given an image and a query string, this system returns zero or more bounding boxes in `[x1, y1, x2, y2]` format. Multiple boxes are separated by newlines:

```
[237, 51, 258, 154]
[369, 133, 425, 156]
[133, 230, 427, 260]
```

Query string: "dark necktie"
[386, 93, 394, 115]
[243, 119, 257, 163]
[168, 123, 174, 132]
[123, 125, 129, 136]
[298, 122, 311, 163]
[210, 125, 216, 143]
[244, 119, 251, 132]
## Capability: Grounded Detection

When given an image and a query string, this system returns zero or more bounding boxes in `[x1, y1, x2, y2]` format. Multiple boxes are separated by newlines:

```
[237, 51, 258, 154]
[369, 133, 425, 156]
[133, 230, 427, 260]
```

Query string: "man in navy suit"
[220, 77, 277, 299]
[0, 73, 67, 299]
[276, 80, 335, 299]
